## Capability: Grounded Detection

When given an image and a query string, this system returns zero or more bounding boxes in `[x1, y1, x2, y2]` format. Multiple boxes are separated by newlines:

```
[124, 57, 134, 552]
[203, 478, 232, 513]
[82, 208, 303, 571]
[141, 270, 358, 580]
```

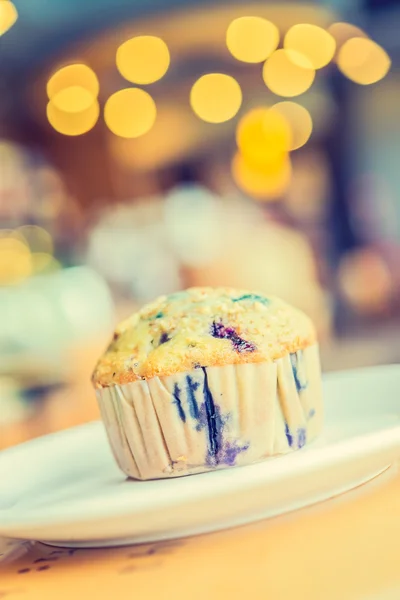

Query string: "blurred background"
[1, 0, 399, 448]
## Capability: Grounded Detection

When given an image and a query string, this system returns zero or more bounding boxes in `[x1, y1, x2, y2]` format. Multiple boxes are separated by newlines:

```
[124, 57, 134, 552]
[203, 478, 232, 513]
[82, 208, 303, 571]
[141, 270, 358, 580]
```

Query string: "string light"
[190, 74, 242, 123]
[263, 49, 315, 97]
[104, 88, 157, 138]
[226, 16, 279, 63]
[116, 36, 170, 84]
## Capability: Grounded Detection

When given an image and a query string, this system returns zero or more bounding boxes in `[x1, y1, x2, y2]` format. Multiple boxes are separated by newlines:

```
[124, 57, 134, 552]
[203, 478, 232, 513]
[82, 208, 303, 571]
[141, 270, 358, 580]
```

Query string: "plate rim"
[1, 364, 400, 534]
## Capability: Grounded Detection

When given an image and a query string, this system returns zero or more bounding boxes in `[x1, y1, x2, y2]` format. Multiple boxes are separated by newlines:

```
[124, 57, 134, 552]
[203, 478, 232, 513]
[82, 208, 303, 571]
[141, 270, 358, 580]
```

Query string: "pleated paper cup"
[96, 344, 323, 480]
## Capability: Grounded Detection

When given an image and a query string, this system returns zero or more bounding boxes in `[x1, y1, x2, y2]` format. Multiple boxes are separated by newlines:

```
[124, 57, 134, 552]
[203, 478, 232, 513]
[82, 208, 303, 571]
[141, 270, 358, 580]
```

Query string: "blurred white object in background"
[87, 199, 182, 302]
[164, 184, 222, 266]
[187, 195, 331, 339]
[0, 266, 115, 382]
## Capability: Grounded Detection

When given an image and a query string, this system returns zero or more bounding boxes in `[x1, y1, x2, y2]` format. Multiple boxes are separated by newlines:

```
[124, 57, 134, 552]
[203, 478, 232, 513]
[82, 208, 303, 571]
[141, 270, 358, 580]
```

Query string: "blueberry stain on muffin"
[297, 428, 307, 449]
[199, 368, 222, 465]
[172, 383, 186, 423]
[159, 332, 170, 345]
[210, 321, 256, 353]
[171, 368, 249, 467]
[285, 423, 293, 447]
[290, 351, 308, 393]
[186, 375, 200, 419]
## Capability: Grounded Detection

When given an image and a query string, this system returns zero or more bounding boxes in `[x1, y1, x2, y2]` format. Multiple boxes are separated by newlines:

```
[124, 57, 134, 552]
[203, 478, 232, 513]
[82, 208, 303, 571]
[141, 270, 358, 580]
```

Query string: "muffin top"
[92, 287, 316, 388]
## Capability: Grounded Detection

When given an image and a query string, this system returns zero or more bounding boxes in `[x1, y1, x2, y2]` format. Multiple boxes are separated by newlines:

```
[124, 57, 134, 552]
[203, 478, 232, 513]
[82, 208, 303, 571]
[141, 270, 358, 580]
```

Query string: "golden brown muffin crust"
[92, 287, 316, 388]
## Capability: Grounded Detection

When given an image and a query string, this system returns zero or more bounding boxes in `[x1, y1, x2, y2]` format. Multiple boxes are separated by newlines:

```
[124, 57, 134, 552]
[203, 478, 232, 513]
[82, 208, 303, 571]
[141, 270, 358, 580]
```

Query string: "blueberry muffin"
[92, 287, 323, 480]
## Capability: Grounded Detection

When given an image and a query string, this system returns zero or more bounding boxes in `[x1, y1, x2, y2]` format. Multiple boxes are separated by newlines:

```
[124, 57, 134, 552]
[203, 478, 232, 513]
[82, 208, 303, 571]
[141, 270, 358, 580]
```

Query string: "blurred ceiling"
[2, 0, 399, 87]
[4, 0, 336, 79]
[4, 0, 194, 76]
[1, 2, 337, 127]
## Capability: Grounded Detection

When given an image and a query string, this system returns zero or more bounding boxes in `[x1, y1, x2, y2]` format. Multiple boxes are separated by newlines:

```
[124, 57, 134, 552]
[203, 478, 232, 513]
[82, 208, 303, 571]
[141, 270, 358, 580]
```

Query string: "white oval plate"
[1, 365, 400, 548]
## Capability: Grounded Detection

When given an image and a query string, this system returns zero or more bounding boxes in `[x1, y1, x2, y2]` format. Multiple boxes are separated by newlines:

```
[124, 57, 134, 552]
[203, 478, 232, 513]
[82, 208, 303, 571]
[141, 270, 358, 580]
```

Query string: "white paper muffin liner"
[96, 344, 323, 480]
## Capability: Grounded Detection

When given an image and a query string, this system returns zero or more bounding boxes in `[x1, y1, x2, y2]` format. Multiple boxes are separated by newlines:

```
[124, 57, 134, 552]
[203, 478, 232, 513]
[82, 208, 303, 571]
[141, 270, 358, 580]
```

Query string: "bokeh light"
[31, 253, 61, 275]
[270, 102, 312, 151]
[51, 86, 95, 113]
[165, 186, 221, 267]
[47, 100, 100, 136]
[263, 49, 315, 97]
[17, 225, 53, 255]
[226, 16, 279, 63]
[110, 105, 197, 171]
[0, 237, 32, 285]
[190, 74, 242, 123]
[338, 249, 392, 314]
[284, 24, 336, 69]
[236, 107, 292, 166]
[0, 0, 17, 36]
[104, 88, 157, 138]
[285, 151, 328, 220]
[328, 22, 367, 51]
[47, 64, 99, 113]
[232, 152, 292, 201]
[116, 36, 170, 85]
[0, 227, 57, 283]
[0, 228, 27, 245]
[337, 38, 391, 85]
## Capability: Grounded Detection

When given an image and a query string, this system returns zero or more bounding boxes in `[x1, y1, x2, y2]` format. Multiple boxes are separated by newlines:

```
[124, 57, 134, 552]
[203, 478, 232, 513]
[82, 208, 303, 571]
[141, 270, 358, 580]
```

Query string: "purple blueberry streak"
[159, 332, 170, 345]
[285, 423, 293, 447]
[210, 321, 256, 353]
[290, 351, 308, 393]
[297, 428, 307, 449]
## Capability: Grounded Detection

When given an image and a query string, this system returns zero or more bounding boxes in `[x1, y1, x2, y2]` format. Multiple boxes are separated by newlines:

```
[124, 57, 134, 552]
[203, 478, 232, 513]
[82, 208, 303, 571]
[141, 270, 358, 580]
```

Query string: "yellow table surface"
[1, 465, 400, 600]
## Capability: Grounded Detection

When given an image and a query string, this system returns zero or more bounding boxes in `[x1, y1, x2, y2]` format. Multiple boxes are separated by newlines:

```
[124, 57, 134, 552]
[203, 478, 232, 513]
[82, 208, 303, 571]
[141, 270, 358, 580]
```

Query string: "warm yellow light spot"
[190, 74, 242, 124]
[52, 86, 95, 113]
[110, 105, 197, 171]
[236, 107, 292, 166]
[47, 64, 99, 104]
[338, 249, 392, 314]
[47, 100, 100, 136]
[226, 16, 279, 63]
[116, 36, 170, 85]
[328, 22, 367, 51]
[263, 49, 315, 97]
[17, 225, 53, 255]
[104, 88, 157, 138]
[270, 102, 312, 151]
[0, 228, 27, 245]
[232, 152, 291, 201]
[337, 38, 391, 85]
[0, 238, 32, 285]
[284, 24, 336, 69]
[31, 253, 61, 275]
[0, 0, 17, 36]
